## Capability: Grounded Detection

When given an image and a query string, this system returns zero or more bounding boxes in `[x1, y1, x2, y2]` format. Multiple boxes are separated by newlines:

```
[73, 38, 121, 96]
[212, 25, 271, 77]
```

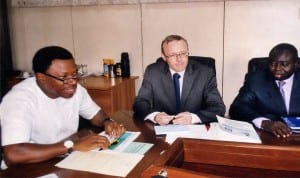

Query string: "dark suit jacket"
[229, 69, 300, 123]
[133, 57, 225, 124]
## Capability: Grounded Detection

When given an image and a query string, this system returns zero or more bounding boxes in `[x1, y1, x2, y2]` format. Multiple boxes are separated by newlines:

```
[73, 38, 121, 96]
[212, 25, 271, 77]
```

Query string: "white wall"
[7, 0, 300, 114]
[223, 0, 300, 114]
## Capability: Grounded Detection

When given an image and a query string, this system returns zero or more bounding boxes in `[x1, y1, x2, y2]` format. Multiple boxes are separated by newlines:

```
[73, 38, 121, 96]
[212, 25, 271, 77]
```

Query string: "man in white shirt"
[229, 43, 300, 138]
[0, 46, 125, 167]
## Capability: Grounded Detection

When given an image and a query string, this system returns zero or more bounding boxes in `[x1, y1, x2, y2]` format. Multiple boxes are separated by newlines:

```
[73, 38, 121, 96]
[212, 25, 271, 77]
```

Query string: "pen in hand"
[110, 138, 120, 146]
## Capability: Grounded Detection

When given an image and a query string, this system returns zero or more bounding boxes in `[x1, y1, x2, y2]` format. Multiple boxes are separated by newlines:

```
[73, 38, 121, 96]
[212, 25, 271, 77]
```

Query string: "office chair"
[247, 57, 269, 73]
[248, 57, 300, 73]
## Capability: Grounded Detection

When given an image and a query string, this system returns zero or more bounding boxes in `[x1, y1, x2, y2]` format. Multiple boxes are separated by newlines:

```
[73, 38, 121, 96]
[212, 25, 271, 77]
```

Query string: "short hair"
[32, 46, 74, 73]
[161, 35, 188, 55]
[269, 43, 298, 62]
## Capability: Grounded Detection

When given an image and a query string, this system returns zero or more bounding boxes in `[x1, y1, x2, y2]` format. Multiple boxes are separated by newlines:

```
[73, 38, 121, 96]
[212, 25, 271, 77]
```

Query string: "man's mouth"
[64, 87, 76, 95]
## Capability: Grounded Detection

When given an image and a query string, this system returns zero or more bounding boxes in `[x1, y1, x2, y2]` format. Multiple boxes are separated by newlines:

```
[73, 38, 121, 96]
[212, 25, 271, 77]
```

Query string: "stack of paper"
[155, 116, 261, 144]
[56, 131, 153, 177]
[210, 116, 261, 144]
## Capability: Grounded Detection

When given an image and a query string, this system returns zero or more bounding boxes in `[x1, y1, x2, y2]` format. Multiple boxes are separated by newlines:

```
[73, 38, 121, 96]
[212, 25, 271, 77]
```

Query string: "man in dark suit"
[133, 34, 225, 125]
[229, 43, 300, 138]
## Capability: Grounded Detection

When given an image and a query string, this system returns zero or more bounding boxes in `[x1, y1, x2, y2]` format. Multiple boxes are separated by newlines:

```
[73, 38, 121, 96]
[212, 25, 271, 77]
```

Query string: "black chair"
[248, 57, 300, 74]
[247, 57, 269, 73]
[156, 56, 216, 74]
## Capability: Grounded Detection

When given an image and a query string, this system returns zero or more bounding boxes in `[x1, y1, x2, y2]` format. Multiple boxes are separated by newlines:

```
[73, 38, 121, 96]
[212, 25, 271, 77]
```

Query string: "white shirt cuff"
[191, 113, 201, 124]
[144, 112, 160, 123]
[252, 117, 269, 129]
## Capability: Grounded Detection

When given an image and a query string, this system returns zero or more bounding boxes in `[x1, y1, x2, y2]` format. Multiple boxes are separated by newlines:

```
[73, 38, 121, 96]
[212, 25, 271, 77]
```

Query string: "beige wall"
[7, 0, 300, 114]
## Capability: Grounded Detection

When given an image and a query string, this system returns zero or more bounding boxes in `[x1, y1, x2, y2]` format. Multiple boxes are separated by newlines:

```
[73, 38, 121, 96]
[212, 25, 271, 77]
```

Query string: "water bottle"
[121, 52, 130, 77]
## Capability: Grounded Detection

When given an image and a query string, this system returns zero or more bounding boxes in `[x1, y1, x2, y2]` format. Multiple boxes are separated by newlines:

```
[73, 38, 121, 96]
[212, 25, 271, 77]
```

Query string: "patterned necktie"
[173, 73, 181, 112]
[278, 81, 286, 108]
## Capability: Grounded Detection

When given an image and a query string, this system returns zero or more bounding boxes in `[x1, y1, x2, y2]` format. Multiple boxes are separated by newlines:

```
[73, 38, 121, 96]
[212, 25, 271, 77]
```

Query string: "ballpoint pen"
[110, 138, 120, 146]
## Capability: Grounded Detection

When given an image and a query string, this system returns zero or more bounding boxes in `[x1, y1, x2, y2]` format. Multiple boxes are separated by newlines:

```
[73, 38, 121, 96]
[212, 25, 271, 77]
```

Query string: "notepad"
[282, 116, 300, 133]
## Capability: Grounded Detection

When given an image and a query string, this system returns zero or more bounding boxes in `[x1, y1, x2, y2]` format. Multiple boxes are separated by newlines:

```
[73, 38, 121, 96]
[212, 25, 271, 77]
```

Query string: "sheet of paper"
[123, 142, 153, 155]
[56, 150, 143, 177]
[164, 125, 209, 144]
[163, 117, 261, 144]
[210, 116, 262, 144]
[154, 125, 190, 135]
[37, 173, 58, 178]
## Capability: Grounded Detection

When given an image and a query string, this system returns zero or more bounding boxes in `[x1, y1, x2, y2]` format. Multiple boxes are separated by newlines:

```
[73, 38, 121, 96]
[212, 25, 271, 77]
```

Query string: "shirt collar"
[170, 69, 185, 78]
[276, 74, 294, 86]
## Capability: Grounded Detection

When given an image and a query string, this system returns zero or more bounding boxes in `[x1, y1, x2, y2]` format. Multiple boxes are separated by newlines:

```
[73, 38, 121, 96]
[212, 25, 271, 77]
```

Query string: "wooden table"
[79, 76, 138, 116]
[1, 111, 300, 178]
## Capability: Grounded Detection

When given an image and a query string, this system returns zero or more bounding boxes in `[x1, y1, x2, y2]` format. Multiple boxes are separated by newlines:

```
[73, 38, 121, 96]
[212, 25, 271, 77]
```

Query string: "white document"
[163, 125, 210, 144]
[56, 150, 143, 177]
[209, 116, 262, 144]
[163, 116, 261, 144]
[154, 125, 190, 135]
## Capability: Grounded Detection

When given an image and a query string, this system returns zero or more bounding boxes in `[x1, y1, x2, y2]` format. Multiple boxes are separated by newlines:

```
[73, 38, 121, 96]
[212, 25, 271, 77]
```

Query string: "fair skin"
[154, 40, 193, 125]
[3, 59, 126, 166]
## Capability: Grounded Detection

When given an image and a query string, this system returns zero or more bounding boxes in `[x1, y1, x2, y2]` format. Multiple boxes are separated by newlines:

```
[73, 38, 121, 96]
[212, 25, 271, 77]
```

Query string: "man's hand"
[172, 112, 192, 125]
[104, 120, 126, 138]
[73, 133, 110, 151]
[262, 120, 292, 138]
[154, 112, 174, 125]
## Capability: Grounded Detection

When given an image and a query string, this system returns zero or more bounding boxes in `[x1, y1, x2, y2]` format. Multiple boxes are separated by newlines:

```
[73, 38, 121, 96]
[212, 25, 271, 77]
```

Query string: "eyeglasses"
[42, 73, 79, 84]
[269, 60, 291, 68]
[165, 51, 189, 60]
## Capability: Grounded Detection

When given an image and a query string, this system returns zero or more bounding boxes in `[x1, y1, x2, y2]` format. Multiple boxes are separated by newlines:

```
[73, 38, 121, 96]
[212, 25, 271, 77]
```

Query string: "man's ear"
[161, 53, 167, 61]
[36, 73, 46, 83]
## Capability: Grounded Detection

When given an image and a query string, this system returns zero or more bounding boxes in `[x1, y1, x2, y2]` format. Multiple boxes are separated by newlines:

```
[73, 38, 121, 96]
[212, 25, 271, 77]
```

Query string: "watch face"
[64, 140, 74, 148]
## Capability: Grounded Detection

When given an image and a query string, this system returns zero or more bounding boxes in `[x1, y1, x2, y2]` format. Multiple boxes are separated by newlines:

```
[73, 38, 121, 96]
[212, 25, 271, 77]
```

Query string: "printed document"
[56, 131, 152, 177]
[160, 116, 261, 144]
[99, 131, 141, 152]
[209, 116, 261, 144]
[56, 150, 143, 177]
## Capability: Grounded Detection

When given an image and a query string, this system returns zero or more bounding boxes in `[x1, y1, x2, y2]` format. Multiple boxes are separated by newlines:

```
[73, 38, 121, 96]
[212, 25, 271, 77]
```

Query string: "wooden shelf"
[79, 75, 138, 116]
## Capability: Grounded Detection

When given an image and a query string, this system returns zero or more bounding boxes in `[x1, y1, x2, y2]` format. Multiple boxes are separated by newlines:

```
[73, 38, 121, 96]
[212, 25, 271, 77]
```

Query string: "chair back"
[156, 56, 216, 74]
[248, 57, 269, 73]
[248, 57, 300, 73]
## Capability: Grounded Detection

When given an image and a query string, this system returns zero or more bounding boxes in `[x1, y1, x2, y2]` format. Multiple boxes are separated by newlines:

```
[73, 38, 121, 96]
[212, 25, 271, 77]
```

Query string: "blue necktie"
[173, 73, 181, 112]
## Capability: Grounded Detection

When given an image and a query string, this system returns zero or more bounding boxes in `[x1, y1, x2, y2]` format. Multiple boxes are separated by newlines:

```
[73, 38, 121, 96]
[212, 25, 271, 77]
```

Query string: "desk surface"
[1, 111, 300, 178]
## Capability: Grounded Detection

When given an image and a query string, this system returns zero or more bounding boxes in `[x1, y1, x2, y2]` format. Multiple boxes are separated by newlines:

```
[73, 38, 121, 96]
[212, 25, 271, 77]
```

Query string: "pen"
[110, 138, 120, 146]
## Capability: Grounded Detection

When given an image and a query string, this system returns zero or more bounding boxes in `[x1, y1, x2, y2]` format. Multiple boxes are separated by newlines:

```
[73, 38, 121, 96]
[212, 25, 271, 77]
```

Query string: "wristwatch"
[63, 140, 74, 153]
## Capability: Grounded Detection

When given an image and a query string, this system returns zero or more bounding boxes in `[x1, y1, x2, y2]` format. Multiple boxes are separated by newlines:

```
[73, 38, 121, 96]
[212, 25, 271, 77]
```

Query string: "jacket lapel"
[289, 72, 300, 114]
[265, 74, 287, 114]
[160, 62, 177, 109]
[181, 62, 196, 109]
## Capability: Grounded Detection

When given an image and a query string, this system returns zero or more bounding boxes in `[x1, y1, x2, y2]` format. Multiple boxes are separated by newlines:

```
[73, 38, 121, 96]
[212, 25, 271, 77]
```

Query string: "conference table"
[1, 111, 300, 178]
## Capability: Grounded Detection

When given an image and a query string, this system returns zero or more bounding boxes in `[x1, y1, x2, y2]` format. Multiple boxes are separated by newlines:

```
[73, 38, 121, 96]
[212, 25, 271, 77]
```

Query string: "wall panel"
[223, 0, 300, 115]
[141, 2, 224, 93]
[7, 0, 300, 114]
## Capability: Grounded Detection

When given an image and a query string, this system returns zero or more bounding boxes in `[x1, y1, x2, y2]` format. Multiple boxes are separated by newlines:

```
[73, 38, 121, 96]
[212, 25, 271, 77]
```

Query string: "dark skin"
[262, 53, 294, 138]
[3, 59, 126, 166]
